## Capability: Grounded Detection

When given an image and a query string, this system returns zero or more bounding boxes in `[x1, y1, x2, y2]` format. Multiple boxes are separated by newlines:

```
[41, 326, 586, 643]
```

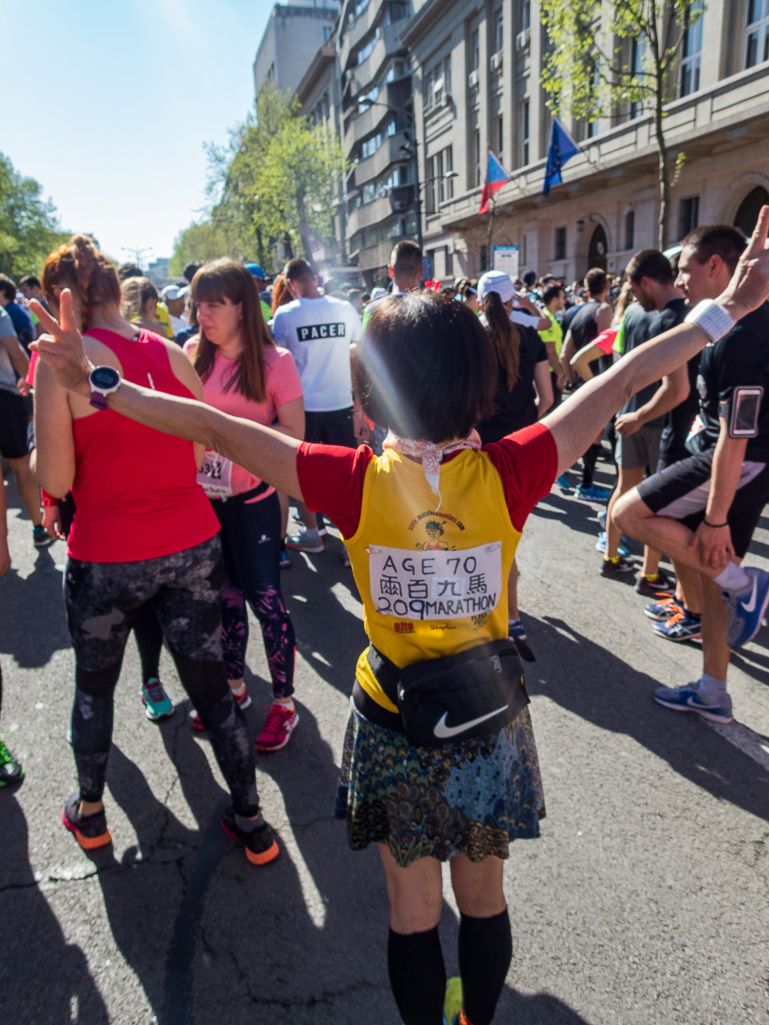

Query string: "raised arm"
[544, 207, 769, 476]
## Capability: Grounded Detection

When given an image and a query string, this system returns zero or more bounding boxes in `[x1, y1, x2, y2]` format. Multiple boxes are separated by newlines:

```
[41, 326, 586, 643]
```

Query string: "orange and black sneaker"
[643, 594, 683, 622]
[62, 792, 112, 850]
[221, 808, 279, 866]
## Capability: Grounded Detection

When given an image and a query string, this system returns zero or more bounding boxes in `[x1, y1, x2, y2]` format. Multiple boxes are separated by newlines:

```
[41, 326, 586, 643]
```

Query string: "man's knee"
[613, 488, 649, 534]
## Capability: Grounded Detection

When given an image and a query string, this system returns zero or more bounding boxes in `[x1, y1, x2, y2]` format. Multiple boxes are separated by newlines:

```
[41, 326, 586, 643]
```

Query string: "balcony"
[346, 195, 395, 237]
[352, 22, 406, 93]
[340, 0, 383, 72]
[355, 130, 410, 184]
[344, 99, 390, 150]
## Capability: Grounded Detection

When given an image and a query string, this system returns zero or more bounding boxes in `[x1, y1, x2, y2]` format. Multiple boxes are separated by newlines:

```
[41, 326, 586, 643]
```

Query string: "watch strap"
[683, 299, 735, 344]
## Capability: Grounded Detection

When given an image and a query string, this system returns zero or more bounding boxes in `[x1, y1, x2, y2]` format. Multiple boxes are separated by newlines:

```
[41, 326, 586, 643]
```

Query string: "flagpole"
[487, 192, 495, 272]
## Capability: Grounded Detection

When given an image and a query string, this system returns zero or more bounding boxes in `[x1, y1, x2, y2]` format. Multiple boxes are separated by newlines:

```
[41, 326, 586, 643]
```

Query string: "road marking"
[708, 720, 769, 774]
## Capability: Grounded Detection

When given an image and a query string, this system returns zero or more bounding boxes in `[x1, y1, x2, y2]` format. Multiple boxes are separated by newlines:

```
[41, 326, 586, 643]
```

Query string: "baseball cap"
[161, 284, 185, 301]
[370, 287, 387, 300]
[244, 263, 266, 280]
[476, 270, 515, 304]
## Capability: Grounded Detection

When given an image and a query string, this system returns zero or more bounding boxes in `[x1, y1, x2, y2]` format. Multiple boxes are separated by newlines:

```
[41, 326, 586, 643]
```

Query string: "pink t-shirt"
[184, 341, 303, 498]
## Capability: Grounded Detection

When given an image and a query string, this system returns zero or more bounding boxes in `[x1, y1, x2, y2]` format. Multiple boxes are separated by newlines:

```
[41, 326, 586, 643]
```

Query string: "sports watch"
[88, 365, 121, 410]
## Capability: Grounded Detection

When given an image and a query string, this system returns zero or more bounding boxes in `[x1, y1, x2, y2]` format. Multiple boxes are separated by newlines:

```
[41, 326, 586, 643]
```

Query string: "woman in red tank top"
[32, 235, 278, 866]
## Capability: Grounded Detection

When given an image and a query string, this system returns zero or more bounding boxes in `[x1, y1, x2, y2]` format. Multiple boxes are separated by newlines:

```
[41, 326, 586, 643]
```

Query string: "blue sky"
[5, 0, 274, 265]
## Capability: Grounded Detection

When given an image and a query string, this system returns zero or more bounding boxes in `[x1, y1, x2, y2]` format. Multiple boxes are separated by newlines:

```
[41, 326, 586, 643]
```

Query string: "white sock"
[698, 673, 728, 702]
[713, 562, 751, 594]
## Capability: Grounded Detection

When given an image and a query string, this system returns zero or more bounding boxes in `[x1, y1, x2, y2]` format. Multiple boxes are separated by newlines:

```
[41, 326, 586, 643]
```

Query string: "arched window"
[587, 224, 608, 271]
[734, 186, 769, 236]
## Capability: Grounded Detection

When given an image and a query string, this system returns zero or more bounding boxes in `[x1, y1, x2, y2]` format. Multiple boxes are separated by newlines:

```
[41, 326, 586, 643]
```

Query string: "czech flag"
[479, 152, 511, 214]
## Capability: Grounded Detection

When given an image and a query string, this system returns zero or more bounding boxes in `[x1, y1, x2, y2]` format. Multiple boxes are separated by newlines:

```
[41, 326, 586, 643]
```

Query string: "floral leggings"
[212, 490, 296, 699]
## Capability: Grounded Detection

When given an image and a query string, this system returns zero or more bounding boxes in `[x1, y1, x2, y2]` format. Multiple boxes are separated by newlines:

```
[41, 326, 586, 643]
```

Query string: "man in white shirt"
[160, 284, 189, 338]
[272, 257, 363, 553]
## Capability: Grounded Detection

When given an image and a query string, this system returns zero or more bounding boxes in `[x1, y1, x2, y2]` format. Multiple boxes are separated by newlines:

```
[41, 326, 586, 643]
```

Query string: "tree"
[169, 220, 230, 276]
[540, 0, 703, 250]
[0, 152, 68, 278]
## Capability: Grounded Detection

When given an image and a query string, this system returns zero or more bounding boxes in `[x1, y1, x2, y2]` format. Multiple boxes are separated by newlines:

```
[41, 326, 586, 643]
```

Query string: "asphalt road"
[1, 457, 768, 1025]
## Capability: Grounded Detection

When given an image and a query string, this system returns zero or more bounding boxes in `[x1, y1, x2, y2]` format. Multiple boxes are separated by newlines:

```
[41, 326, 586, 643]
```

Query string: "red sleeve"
[484, 422, 558, 532]
[296, 442, 374, 539]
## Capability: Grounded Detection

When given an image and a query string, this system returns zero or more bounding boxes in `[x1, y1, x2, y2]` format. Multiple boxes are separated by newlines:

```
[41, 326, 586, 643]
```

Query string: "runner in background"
[120, 277, 172, 339]
[0, 462, 24, 785]
[244, 264, 272, 323]
[0, 276, 35, 355]
[184, 259, 302, 752]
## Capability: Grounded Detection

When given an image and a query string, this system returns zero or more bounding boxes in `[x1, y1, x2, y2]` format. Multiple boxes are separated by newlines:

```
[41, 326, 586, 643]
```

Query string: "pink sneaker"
[255, 703, 299, 751]
[191, 684, 251, 732]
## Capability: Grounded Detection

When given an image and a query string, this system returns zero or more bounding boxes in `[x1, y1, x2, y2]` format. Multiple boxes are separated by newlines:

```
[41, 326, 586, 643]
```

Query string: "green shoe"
[0, 736, 24, 786]
[443, 975, 463, 1025]
[140, 678, 174, 721]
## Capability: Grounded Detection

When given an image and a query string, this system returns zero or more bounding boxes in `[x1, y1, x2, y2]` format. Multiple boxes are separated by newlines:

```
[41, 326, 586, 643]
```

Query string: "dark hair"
[19, 274, 40, 289]
[625, 249, 675, 284]
[118, 263, 142, 281]
[42, 234, 121, 329]
[183, 261, 202, 284]
[542, 282, 564, 305]
[483, 290, 520, 391]
[584, 267, 607, 296]
[356, 293, 496, 443]
[190, 258, 269, 403]
[523, 270, 537, 288]
[390, 240, 423, 278]
[0, 275, 16, 301]
[284, 257, 314, 283]
[682, 224, 747, 274]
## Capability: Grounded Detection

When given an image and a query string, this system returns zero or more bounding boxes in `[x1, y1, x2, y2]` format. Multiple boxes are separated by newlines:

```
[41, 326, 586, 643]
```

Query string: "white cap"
[161, 284, 184, 301]
[477, 270, 515, 304]
[370, 287, 387, 300]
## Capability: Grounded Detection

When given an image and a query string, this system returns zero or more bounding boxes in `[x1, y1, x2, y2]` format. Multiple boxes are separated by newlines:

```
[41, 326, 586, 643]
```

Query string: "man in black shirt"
[603, 251, 689, 588]
[616, 224, 769, 724]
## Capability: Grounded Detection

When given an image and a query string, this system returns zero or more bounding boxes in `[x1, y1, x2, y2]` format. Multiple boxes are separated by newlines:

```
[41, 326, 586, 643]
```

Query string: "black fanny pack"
[364, 641, 529, 747]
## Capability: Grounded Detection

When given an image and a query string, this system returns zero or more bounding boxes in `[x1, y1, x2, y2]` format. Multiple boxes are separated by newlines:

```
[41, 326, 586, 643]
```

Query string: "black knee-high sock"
[581, 442, 601, 489]
[388, 926, 446, 1025]
[458, 910, 512, 1025]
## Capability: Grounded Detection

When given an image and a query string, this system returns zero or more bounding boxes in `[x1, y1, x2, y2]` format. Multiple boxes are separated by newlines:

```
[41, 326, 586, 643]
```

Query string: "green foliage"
[172, 82, 346, 274]
[0, 152, 68, 279]
[169, 220, 231, 277]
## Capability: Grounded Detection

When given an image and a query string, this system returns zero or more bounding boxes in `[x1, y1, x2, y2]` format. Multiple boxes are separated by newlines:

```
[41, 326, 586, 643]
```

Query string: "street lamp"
[357, 98, 423, 251]
[121, 246, 154, 273]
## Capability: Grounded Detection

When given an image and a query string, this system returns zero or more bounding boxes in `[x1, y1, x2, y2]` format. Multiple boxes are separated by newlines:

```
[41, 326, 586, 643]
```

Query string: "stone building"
[254, 1, 341, 98]
[402, 0, 769, 285]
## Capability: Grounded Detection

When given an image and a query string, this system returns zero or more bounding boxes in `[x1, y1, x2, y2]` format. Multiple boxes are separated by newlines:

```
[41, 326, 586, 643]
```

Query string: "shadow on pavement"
[0, 797, 110, 1024]
[0, 549, 70, 668]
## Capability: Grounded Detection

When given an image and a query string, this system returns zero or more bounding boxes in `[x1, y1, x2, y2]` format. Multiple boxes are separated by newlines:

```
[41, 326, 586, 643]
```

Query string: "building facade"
[254, 1, 341, 98]
[401, 0, 769, 285]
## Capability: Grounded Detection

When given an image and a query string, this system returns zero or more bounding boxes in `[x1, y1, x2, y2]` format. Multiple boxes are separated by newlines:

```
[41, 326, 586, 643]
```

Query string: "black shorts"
[0, 390, 30, 460]
[637, 449, 769, 559]
[305, 406, 355, 449]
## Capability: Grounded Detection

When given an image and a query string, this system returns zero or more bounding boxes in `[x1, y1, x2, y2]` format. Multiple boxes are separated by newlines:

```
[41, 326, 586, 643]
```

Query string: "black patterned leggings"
[64, 534, 259, 816]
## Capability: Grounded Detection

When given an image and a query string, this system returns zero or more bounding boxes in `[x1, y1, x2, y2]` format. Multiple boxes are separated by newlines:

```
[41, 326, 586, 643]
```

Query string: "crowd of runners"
[2, 208, 769, 1025]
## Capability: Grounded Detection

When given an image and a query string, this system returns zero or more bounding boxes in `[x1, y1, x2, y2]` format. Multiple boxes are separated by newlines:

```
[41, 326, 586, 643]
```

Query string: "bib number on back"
[369, 542, 502, 620]
[197, 450, 233, 498]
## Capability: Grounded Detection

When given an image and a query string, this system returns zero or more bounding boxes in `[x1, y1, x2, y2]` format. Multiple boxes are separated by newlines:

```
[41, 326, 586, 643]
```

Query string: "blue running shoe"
[651, 609, 701, 642]
[597, 509, 607, 531]
[555, 473, 571, 493]
[577, 484, 612, 503]
[140, 678, 174, 721]
[644, 596, 682, 621]
[723, 567, 769, 648]
[653, 680, 733, 724]
[595, 531, 630, 557]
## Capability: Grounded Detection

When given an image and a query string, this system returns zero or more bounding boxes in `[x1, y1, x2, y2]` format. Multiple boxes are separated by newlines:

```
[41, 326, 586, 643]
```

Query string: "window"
[444, 146, 454, 199]
[495, 114, 504, 157]
[424, 56, 452, 111]
[624, 210, 635, 250]
[480, 245, 489, 272]
[426, 146, 454, 212]
[357, 33, 378, 65]
[630, 37, 645, 118]
[522, 0, 531, 30]
[386, 60, 406, 83]
[472, 129, 481, 187]
[445, 248, 454, 277]
[521, 99, 530, 165]
[494, 9, 504, 53]
[680, 8, 703, 96]
[521, 235, 527, 266]
[679, 196, 699, 240]
[360, 119, 396, 160]
[554, 227, 567, 260]
[745, 0, 769, 67]
[472, 29, 480, 71]
[323, 26, 331, 43]
[362, 164, 414, 205]
[358, 84, 380, 115]
[383, 1, 409, 26]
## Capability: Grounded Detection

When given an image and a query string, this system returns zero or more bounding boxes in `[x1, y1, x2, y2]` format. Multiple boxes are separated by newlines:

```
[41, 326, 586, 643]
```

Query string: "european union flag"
[542, 118, 580, 197]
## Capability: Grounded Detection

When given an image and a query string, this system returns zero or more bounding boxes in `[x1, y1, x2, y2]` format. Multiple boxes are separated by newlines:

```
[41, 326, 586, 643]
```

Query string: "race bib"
[685, 413, 708, 455]
[369, 542, 502, 621]
[197, 450, 233, 498]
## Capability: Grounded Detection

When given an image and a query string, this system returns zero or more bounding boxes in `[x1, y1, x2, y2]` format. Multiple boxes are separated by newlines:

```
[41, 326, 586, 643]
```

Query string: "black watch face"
[90, 366, 120, 389]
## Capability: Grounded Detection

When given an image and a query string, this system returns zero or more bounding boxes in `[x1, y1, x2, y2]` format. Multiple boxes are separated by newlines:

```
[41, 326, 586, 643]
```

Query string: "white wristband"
[684, 299, 735, 344]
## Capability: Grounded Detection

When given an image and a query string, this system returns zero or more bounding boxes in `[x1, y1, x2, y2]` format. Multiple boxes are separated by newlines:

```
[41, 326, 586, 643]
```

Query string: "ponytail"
[483, 290, 520, 390]
[41, 234, 121, 329]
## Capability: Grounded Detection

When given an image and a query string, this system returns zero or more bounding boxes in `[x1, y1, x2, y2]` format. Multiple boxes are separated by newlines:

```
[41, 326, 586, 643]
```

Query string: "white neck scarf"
[382, 430, 481, 511]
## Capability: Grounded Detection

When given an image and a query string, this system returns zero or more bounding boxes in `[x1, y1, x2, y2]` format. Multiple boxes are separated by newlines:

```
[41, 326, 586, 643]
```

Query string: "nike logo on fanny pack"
[741, 577, 759, 613]
[433, 704, 509, 739]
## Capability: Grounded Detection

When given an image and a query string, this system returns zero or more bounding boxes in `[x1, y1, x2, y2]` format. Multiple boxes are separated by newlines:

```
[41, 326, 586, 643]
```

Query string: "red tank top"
[68, 328, 219, 562]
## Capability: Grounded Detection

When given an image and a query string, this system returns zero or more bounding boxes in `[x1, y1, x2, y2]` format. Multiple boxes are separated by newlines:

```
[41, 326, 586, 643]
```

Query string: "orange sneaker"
[62, 792, 112, 850]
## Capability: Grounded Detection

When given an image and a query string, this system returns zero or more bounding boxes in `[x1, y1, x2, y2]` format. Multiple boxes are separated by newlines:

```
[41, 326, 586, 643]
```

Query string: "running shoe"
[653, 680, 733, 724]
[600, 556, 635, 578]
[651, 609, 701, 642]
[221, 808, 279, 866]
[595, 531, 630, 557]
[723, 567, 769, 648]
[0, 737, 23, 786]
[598, 509, 607, 531]
[508, 618, 527, 641]
[255, 703, 299, 751]
[279, 551, 291, 570]
[285, 532, 324, 554]
[443, 976, 463, 1025]
[555, 473, 571, 493]
[576, 484, 612, 503]
[62, 792, 112, 850]
[32, 524, 55, 548]
[292, 514, 327, 537]
[635, 569, 675, 596]
[643, 595, 682, 621]
[191, 683, 251, 732]
[140, 678, 174, 721]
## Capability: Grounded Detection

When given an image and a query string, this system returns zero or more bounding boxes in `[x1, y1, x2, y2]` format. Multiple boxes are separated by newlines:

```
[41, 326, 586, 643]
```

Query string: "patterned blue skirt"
[336, 700, 545, 868]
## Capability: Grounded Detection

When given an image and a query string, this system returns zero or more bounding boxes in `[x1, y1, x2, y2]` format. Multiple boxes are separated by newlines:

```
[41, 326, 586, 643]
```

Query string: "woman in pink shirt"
[185, 259, 304, 751]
